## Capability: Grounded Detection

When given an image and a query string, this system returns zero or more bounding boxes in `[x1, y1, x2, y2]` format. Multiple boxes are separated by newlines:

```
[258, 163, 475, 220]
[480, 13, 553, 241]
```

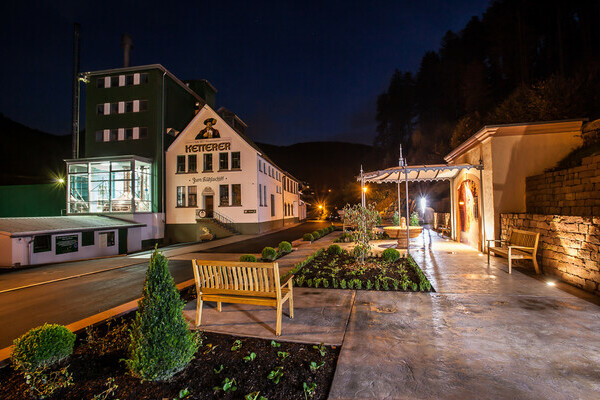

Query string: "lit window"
[177, 186, 186, 207]
[188, 186, 197, 207]
[188, 155, 197, 172]
[232, 152, 240, 169]
[232, 184, 241, 206]
[219, 185, 229, 206]
[177, 156, 186, 173]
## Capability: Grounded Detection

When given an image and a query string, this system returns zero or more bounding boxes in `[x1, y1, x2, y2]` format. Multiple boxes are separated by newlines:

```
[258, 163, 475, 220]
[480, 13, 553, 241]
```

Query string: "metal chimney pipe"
[121, 34, 133, 67]
[71, 23, 81, 159]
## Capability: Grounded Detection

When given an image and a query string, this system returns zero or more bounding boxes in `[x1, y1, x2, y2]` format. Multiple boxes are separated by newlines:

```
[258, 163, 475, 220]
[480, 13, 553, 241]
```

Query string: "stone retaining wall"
[501, 213, 600, 295]
[526, 154, 600, 216]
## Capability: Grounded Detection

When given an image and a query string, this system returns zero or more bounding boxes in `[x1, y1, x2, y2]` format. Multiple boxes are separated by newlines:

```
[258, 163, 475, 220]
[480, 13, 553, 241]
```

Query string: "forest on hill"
[374, 0, 600, 167]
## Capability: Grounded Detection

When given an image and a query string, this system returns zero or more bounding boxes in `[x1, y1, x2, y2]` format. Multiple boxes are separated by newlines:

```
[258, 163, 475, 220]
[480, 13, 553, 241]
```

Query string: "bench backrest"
[192, 260, 282, 298]
[507, 229, 540, 254]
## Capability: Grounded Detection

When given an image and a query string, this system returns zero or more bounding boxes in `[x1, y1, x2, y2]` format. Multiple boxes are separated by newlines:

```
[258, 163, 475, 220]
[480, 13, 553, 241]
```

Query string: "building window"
[125, 128, 134, 140]
[271, 194, 275, 216]
[125, 101, 134, 113]
[97, 78, 105, 88]
[231, 152, 240, 169]
[219, 185, 229, 206]
[259, 184, 262, 206]
[188, 155, 197, 172]
[97, 104, 105, 115]
[99, 231, 115, 248]
[139, 100, 148, 111]
[109, 129, 118, 141]
[203, 154, 213, 172]
[263, 186, 267, 206]
[140, 73, 149, 84]
[258, 160, 262, 172]
[125, 75, 134, 85]
[231, 184, 241, 206]
[33, 235, 51, 253]
[219, 153, 229, 170]
[82, 231, 95, 246]
[177, 156, 186, 173]
[177, 186, 186, 207]
[188, 186, 197, 207]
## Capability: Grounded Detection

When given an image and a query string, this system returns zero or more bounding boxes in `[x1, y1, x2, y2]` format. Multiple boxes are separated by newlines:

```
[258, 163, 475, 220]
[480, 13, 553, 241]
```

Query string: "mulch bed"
[291, 249, 433, 292]
[0, 312, 339, 400]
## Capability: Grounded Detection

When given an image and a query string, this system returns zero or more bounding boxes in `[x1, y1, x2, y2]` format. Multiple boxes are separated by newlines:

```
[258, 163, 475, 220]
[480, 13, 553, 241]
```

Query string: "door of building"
[271, 194, 275, 216]
[118, 228, 127, 254]
[205, 195, 214, 218]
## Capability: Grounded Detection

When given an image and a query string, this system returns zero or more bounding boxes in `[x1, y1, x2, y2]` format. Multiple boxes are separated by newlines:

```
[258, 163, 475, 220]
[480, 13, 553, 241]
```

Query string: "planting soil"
[0, 313, 339, 400]
[291, 249, 433, 292]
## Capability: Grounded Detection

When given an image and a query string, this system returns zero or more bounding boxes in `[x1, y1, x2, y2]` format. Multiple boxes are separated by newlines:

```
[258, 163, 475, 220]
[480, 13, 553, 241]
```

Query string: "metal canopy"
[360, 163, 482, 183]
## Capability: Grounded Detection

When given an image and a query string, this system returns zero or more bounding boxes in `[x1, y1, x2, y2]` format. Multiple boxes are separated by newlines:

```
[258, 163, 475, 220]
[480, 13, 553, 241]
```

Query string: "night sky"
[1, 0, 489, 146]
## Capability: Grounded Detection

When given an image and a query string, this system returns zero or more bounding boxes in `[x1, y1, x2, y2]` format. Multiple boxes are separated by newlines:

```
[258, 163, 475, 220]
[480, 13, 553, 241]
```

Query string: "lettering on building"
[185, 142, 231, 153]
[192, 176, 225, 184]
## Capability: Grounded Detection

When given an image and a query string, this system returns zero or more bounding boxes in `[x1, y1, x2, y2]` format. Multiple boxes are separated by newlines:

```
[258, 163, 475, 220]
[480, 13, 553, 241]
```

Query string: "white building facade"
[165, 105, 304, 241]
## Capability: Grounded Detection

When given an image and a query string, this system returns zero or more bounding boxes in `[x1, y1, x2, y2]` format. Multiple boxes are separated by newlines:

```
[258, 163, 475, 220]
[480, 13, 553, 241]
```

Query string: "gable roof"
[445, 119, 586, 163]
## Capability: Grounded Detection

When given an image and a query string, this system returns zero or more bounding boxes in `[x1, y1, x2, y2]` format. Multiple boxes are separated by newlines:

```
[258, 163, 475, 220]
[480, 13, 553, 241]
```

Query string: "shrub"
[382, 248, 400, 262]
[11, 324, 76, 371]
[278, 241, 292, 254]
[239, 254, 257, 262]
[410, 212, 420, 226]
[126, 248, 199, 381]
[312, 231, 321, 239]
[303, 233, 314, 242]
[327, 244, 342, 255]
[261, 247, 277, 261]
[319, 228, 327, 236]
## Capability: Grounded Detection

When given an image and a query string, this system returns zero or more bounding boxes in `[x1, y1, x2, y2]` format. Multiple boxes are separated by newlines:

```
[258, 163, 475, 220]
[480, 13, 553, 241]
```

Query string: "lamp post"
[360, 165, 366, 207]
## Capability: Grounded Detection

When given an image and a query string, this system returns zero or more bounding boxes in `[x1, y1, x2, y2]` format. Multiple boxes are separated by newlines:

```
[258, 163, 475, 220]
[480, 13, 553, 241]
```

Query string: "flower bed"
[0, 313, 339, 400]
[289, 248, 433, 291]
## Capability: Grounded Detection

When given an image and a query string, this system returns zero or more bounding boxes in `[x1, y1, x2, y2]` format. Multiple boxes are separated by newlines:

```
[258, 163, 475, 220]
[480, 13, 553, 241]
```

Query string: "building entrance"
[204, 195, 214, 218]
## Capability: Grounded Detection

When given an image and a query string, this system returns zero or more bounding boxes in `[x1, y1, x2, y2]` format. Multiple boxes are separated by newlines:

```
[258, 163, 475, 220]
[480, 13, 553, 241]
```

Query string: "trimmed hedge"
[126, 248, 199, 381]
[278, 241, 292, 254]
[303, 233, 314, 242]
[261, 246, 277, 261]
[11, 324, 76, 371]
[239, 254, 257, 262]
[382, 248, 400, 262]
[327, 244, 342, 255]
[311, 231, 321, 239]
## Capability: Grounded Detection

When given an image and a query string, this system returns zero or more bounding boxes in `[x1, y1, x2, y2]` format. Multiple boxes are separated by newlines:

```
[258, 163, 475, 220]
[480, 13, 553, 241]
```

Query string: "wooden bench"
[437, 225, 451, 237]
[191, 260, 294, 336]
[487, 229, 540, 274]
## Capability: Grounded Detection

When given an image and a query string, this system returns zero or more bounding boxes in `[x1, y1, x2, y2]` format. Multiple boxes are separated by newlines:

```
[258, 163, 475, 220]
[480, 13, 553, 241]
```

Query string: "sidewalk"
[328, 234, 600, 400]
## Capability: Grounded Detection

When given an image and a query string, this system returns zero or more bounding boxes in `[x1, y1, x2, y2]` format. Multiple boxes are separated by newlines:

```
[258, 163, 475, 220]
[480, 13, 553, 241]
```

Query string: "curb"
[0, 278, 196, 369]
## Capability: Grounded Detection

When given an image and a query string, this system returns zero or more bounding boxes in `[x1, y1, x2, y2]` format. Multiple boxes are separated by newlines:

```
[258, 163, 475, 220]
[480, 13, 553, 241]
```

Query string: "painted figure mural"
[195, 118, 220, 139]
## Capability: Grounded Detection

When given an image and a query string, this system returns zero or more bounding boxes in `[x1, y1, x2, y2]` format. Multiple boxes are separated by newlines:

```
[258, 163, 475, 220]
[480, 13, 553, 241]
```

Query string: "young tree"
[343, 203, 379, 263]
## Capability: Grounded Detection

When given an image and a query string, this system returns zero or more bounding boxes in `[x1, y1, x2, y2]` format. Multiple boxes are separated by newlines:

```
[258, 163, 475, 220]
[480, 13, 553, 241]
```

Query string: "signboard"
[244, 209, 257, 214]
[55, 234, 78, 255]
[185, 142, 231, 153]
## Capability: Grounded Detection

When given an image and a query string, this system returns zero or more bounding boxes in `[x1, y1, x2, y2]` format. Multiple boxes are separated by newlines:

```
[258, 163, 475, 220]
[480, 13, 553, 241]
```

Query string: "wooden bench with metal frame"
[191, 260, 294, 336]
[437, 225, 451, 237]
[487, 228, 540, 274]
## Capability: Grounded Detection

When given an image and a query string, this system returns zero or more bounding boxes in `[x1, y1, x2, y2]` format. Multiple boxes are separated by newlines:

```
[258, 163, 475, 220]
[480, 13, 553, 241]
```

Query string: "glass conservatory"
[66, 156, 153, 214]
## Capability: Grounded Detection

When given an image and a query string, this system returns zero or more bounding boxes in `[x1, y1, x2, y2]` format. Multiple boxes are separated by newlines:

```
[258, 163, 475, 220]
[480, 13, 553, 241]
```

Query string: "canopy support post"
[479, 158, 486, 253]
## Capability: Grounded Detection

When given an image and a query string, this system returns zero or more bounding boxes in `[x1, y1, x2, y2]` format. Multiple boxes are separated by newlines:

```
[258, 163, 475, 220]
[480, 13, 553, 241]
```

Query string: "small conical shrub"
[126, 248, 198, 381]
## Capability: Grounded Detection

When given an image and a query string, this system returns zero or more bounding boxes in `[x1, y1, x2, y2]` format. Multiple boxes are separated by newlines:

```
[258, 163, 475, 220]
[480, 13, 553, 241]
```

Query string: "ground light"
[547, 281, 556, 286]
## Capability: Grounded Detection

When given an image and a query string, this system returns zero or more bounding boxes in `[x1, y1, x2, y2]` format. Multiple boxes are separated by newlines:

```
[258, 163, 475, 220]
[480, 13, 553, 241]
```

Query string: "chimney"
[121, 34, 133, 67]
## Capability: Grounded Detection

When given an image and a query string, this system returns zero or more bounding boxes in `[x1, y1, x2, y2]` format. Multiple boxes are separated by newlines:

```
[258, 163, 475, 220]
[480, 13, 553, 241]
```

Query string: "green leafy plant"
[311, 230, 321, 239]
[214, 364, 224, 374]
[303, 382, 317, 399]
[239, 254, 257, 262]
[243, 352, 256, 362]
[382, 279, 390, 291]
[313, 343, 326, 357]
[306, 278, 313, 287]
[303, 233, 314, 242]
[214, 377, 237, 393]
[382, 248, 400, 262]
[261, 246, 277, 261]
[332, 278, 339, 288]
[278, 241, 292, 254]
[347, 280, 354, 289]
[375, 279, 381, 291]
[340, 279, 347, 289]
[23, 366, 73, 399]
[175, 387, 191, 399]
[342, 203, 379, 263]
[125, 248, 199, 381]
[270, 340, 281, 348]
[267, 366, 284, 384]
[314, 278, 321, 288]
[354, 279, 362, 290]
[11, 324, 76, 371]
[323, 279, 330, 288]
[91, 377, 119, 400]
[366, 280, 373, 290]
[309, 360, 325, 372]
[277, 351, 289, 361]
[410, 212, 420, 226]
[295, 275, 305, 286]
[245, 391, 268, 400]
[231, 339, 243, 351]
[327, 244, 342, 255]
[203, 343, 219, 354]
[392, 211, 400, 226]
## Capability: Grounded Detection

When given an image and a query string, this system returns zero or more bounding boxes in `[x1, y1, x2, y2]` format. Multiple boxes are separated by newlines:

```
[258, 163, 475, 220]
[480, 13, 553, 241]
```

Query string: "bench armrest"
[508, 245, 534, 250]
[487, 239, 504, 243]
[280, 274, 294, 288]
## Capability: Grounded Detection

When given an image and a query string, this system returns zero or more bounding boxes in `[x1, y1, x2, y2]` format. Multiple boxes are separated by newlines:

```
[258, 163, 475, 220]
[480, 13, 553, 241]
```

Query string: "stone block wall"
[501, 213, 600, 295]
[526, 154, 600, 216]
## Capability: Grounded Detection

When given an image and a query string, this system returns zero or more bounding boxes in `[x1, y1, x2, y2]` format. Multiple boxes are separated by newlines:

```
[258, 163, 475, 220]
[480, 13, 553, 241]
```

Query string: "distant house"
[444, 119, 585, 250]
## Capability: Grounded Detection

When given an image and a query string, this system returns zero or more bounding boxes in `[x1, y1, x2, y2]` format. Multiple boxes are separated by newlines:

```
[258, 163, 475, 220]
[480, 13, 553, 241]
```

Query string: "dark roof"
[0, 215, 145, 237]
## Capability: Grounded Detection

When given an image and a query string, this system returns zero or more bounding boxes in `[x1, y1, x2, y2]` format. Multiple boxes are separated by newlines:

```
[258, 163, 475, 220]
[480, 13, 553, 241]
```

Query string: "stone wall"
[526, 154, 600, 216]
[501, 213, 600, 295]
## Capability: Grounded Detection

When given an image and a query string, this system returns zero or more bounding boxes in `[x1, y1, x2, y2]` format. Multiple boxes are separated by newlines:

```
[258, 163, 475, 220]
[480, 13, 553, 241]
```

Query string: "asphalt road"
[203, 221, 331, 253]
[0, 259, 194, 349]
